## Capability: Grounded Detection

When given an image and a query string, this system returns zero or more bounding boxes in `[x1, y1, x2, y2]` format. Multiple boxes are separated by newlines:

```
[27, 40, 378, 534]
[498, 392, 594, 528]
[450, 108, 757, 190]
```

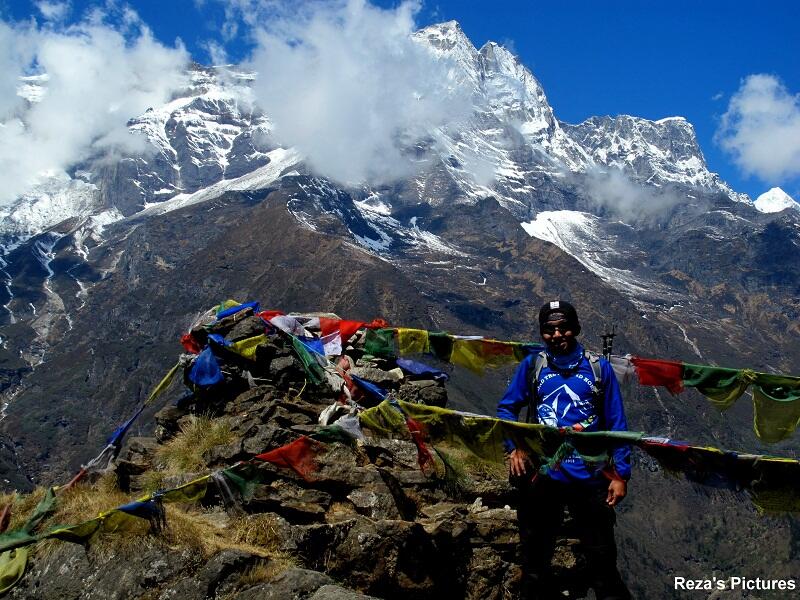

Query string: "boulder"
[247, 479, 332, 521]
[8, 544, 195, 600]
[237, 568, 334, 600]
[349, 366, 404, 385]
[395, 379, 447, 407]
[225, 315, 269, 342]
[309, 585, 383, 599]
[159, 549, 262, 600]
[153, 406, 188, 442]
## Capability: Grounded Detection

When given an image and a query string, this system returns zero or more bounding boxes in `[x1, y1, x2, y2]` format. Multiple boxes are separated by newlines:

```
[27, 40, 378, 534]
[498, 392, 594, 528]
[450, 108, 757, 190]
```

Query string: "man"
[497, 300, 631, 600]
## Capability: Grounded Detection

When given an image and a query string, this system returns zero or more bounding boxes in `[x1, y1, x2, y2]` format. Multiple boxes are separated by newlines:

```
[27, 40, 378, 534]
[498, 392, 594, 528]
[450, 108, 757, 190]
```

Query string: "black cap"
[538, 300, 581, 335]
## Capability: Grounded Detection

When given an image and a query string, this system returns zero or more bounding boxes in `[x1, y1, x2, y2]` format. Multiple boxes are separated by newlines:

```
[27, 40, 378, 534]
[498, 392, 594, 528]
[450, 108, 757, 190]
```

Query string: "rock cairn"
[10, 313, 584, 600]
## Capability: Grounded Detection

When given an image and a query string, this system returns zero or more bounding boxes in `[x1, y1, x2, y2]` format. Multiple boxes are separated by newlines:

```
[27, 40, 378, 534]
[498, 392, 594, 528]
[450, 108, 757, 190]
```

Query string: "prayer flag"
[397, 328, 429, 355]
[631, 357, 684, 394]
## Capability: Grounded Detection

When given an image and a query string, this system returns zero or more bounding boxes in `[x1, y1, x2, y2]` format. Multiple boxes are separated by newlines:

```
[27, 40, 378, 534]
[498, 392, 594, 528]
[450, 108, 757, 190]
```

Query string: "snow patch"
[754, 187, 800, 213]
[138, 148, 300, 217]
[0, 173, 100, 238]
[522, 210, 674, 306]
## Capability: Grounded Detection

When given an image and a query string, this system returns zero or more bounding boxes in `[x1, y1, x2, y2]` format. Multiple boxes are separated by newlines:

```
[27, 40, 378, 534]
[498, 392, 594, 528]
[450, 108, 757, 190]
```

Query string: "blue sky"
[3, 0, 800, 199]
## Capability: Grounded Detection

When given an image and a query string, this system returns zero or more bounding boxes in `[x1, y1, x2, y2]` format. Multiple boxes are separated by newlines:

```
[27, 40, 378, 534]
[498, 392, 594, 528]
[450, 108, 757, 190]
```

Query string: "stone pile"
[10, 324, 586, 600]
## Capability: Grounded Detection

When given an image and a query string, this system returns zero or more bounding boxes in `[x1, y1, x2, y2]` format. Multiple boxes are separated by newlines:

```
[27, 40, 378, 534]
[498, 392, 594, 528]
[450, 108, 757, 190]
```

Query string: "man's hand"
[606, 479, 627, 507]
[508, 448, 530, 477]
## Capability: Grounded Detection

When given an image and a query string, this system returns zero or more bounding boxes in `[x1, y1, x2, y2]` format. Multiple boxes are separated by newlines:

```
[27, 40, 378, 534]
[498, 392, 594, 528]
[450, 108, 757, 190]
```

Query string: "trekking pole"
[601, 323, 616, 360]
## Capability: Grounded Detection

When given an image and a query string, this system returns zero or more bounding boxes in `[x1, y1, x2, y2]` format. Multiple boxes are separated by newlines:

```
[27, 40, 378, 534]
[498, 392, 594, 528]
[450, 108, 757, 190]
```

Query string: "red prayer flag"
[257, 310, 285, 321]
[0, 503, 10, 534]
[255, 436, 325, 480]
[481, 340, 515, 357]
[631, 357, 685, 394]
[180, 333, 203, 354]
[339, 320, 367, 343]
[365, 318, 390, 329]
[320, 317, 366, 344]
[405, 417, 435, 473]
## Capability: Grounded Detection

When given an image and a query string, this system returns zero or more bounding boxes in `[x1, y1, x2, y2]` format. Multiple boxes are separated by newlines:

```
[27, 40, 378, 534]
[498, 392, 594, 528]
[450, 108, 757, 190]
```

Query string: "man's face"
[541, 318, 577, 355]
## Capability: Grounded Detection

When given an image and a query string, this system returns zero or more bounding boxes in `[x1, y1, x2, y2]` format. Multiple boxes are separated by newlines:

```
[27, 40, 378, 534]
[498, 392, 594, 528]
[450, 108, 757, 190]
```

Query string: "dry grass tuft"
[237, 560, 289, 586]
[138, 469, 168, 494]
[50, 475, 130, 526]
[2, 422, 296, 579]
[32, 475, 148, 556]
[1, 487, 46, 532]
[162, 506, 295, 568]
[153, 415, 235, 475]
[230, 513, 286, 549]
[22, 480, 297, 565]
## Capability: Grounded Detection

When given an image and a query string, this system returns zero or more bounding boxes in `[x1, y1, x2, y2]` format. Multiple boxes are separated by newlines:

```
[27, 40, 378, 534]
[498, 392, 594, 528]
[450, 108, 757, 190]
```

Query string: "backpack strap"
[584, 350, 603, 396]
[584, 350, 605, 426]
[525, 351, 548, 423]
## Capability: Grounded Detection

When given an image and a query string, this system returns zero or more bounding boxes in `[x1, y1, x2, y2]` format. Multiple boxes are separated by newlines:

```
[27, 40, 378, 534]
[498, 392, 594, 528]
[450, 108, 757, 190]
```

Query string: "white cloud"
[0, 21, 35, 119]
[204, 40, 229, 66]
[241, 0, 472, 185]
[0, 7, 189, 206]
[716, 74, 800, 183]
[583, 167, 684, 222]
[35, 1, 71, 22]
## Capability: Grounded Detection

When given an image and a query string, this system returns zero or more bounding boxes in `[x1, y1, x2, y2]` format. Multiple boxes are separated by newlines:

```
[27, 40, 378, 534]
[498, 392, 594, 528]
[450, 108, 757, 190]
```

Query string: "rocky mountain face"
[1, 19, 799, 597]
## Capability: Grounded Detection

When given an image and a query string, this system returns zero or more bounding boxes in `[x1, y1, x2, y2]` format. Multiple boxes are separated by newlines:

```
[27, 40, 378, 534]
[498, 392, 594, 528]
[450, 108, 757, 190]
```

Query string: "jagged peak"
[477, 39, 548, 103]
[583, 114, 691, 127]
[421, 19, 460, 31]
[413, 20, 477, 54]
[479, 41, 515, 60]
[655, 116, 690, 125]
[576, 114, 700, 142]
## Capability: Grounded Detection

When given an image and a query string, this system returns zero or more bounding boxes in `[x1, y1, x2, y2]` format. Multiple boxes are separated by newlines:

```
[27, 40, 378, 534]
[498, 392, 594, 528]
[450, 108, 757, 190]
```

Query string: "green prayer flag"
[23, 487, 57, 535]
[363, 329, 396, 358]
[221, 464, 271, 501]
[46, 519, 103, 546]
[682, 364, 755, 409]
[290, 337, 325, 385]
[0, 547, 28, 595]
[0, 531, 37, 555]
[682, 364, 800, 442]
[752, 378, 800, 443]
[311, 425, 357, 445]
[427, 332, 453, 362]
[160, 476, 210, 504]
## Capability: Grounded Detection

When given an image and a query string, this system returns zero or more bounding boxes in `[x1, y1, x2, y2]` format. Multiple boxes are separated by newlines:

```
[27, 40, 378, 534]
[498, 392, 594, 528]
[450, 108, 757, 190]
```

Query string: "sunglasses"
[541, 323, 573, 335]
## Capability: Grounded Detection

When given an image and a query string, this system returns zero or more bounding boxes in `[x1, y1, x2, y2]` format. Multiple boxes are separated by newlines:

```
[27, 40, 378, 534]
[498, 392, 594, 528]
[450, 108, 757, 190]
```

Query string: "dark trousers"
[515, 475, 631, 600]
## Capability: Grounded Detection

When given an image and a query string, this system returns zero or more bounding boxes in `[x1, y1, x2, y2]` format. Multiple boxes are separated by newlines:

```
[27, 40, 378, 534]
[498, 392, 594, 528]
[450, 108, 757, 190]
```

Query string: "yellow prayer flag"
[396, 328, 428, 355]
[231, 334, 268, 360]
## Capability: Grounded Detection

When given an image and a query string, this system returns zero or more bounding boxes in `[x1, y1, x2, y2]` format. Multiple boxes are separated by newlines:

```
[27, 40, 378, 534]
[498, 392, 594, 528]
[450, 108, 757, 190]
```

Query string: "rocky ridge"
[7, 314, 576, 600]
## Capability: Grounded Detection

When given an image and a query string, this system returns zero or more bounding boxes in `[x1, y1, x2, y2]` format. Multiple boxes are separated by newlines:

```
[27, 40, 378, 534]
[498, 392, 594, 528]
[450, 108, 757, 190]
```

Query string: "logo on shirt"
[537, 383, 594, 428]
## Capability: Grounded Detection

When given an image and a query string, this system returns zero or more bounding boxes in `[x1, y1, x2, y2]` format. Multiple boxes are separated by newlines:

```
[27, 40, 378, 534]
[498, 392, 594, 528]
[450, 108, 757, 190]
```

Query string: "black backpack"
[525, 350, 604, 424]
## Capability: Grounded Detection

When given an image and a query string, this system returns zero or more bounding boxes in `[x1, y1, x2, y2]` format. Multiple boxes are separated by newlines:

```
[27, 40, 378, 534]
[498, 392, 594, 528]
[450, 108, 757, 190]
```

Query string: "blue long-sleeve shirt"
[497, 343, 631, 482]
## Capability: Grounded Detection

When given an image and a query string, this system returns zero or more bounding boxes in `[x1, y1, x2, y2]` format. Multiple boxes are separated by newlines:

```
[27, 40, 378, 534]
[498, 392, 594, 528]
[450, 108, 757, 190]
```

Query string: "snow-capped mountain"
[754, 187, 799, 213]
[4, 22, 745, 242]
[4, 20, 797, 373]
